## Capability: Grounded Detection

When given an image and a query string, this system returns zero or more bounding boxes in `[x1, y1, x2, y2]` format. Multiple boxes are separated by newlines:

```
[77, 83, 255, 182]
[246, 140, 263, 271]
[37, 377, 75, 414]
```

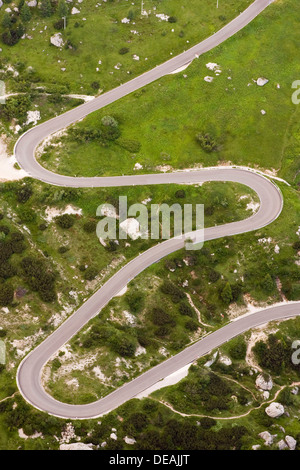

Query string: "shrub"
[179, 302, 194, 317]
[200, 417, 216, 429]
[119, 47, 129, 55]
[91, 81, 100, 90]
[151, 307, 175, 326]
[185, 319, 199, 331]
[118, 138, 141, 153]
[83, 266, 98, 281]
[229, 337, 247, 360]
[16, 185, 33, 203]
[161, 281, 185, 303]
[53, 19, 65, 30]
[58, 246, 69, 254]
[175, 189, 185, 199]
[196, 133, 218, 152]
[0, 284, 14, 306]
[168, 16, 177, 23]
[56, 214, 75, 229]
[83, 221, 97, 233]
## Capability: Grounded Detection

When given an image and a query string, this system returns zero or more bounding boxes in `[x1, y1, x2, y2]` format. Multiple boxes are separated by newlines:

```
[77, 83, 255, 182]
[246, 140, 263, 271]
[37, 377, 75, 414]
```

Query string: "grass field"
[40, 0, 300, 185]
[0, 0, 252, 95]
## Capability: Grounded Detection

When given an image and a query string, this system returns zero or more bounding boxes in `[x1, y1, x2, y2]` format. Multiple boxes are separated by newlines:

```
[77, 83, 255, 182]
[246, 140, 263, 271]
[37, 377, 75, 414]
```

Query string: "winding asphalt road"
[14, 0, 300, 419]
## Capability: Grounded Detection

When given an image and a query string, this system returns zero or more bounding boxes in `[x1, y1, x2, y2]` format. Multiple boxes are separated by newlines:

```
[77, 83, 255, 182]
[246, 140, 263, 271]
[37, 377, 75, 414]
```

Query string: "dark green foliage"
[160, 281, 185, 303]
[125, 291, 144, 313]
[40, 0, 52, 17]
[179, 302, 194, 317]
[220, 282, 233, 304]
[175, 189, 186, 199]
[253, 334, 293, 374]
[16, 185, 33, 203]
[21, 256, 56, 302]
[151, 307, 175, 327]
[58, 246, 69, 254]
[0, 284, 14, 306]
[83, 266, 98, 281]
[119, 47, 129, 55]
[20, 3, 32, 22]
[56, 213, 75, 229]
[185, 318, 199, 331]
[229, 337, 247, 360]
[83, 220, 97, 233]
[199, 417, 217, 429]
[118, 138, 141, 153]
[168, 16, 177, 23]
[196, 133, 218, 152]
[58, 0, 68, 17]
[91, 81, 100, 90]
[0, 95, 31, 120]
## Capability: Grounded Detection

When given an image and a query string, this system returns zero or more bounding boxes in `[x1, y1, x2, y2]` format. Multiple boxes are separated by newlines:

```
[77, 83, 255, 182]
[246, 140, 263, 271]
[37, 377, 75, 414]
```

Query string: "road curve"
[16, 168, 287, 419]
[15, 0, 271, 187]
[15, 0, 300, 420]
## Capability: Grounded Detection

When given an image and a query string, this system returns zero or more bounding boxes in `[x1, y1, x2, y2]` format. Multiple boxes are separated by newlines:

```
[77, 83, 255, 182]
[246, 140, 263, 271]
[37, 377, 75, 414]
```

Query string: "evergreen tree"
[220, 282, 233, 304]
[20, 3, 32, 22]
[2, 12, 12, 29]
[40, 0, 52, 17]
[58, 0, 68, 17]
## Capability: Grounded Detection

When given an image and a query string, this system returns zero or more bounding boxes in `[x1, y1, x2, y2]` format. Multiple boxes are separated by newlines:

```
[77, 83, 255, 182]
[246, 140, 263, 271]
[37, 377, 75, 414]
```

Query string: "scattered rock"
[256, 77, 269, 87]
[124, 436, 136, 445]
[60, 443, 93, 450]
[71, 7, 80, 14]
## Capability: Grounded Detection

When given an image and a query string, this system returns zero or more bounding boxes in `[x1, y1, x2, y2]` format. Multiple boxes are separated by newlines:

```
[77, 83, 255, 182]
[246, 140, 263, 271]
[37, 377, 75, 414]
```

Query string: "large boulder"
[256, 374, 273, 391]
[265, 402, 285, 418]
[50, 33, 64, 48]
[277, 439, 289, 450]
[27, 0, 37, 6]
[258, 431, 275, 446]
[285, 436, 297, 450]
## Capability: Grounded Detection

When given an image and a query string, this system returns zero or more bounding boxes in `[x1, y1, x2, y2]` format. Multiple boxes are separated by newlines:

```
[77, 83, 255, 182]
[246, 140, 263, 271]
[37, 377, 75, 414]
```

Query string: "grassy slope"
[0, 0, 252, 94]
[40, 0, 300, 182]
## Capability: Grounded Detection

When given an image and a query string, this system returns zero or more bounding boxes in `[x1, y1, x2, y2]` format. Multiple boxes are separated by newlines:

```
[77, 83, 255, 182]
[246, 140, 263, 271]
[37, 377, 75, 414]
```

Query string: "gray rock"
[259, 431, 275, 446]
[265, 402, 285, 418]
[27, 0, 37, 6]
[277, 439, 289, 450]
[285, 436, 297, 450]
[50, 33, 64, 48]
[60, 443, 93, 450]
[257, 77, 269, 87]
[256, 374, 273, 391]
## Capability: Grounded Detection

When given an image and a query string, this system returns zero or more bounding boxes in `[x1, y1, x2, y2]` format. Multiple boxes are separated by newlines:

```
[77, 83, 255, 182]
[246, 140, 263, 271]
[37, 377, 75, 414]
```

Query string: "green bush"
[56, 214, 75, 229]
[0, 284, 14, 306]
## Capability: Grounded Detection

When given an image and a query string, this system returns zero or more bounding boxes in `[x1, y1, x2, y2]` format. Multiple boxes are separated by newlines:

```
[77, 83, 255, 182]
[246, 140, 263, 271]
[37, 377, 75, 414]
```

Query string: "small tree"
[220, 282, 233, 304]
[58, 0, 68, 18]
[20, 3, 32, 22]
[40, 0, 52, 17]
[2, 12, 12, 29]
